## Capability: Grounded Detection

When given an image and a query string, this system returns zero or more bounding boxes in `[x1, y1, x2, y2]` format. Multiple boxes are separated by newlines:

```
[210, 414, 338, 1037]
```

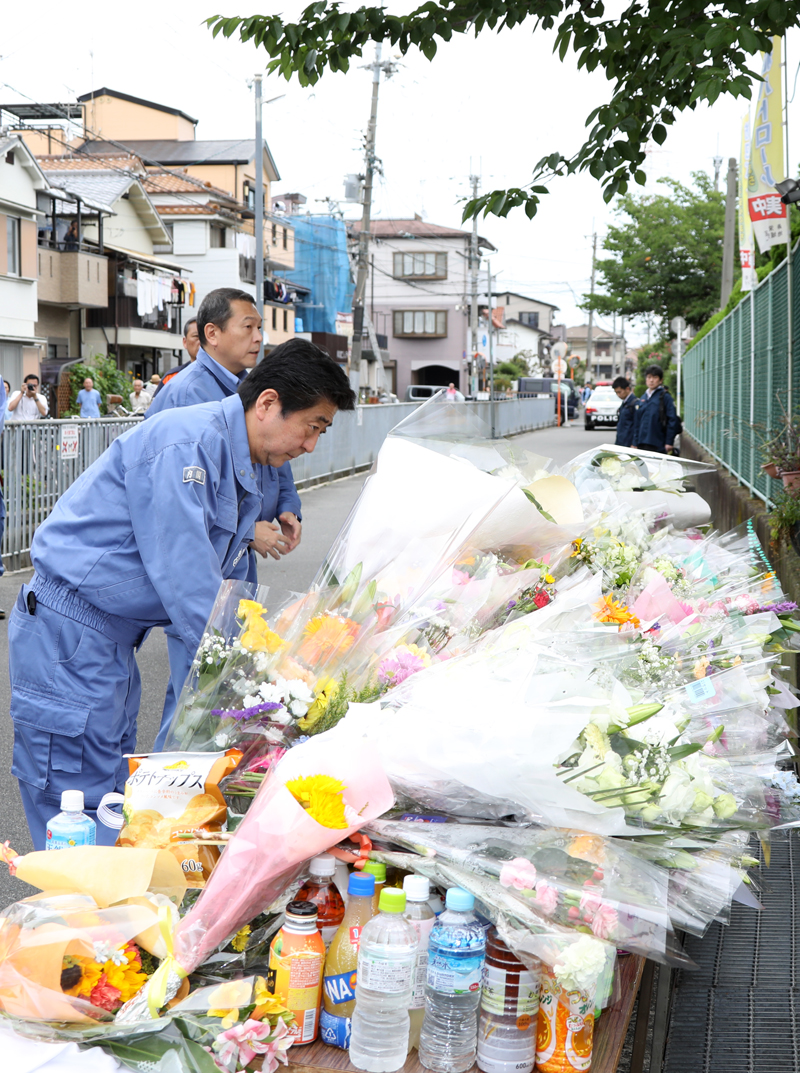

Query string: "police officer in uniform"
[8, 340, 354, 849]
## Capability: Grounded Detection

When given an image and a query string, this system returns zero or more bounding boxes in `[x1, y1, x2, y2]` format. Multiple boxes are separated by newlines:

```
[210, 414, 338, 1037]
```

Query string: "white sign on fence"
[60, 425, 80, 460]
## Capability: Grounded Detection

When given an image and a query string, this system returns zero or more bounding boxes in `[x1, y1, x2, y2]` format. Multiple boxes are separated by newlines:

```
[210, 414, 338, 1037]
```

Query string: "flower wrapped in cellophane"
[116, 738, 394, 1020]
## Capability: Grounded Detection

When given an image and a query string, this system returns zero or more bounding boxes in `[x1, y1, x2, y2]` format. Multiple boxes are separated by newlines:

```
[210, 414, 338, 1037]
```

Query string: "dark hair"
[197, 288, 256, 347]
[612, 376, 629, 390]
[24, 373, 39, 384]
[183, 317, 198, 335]
[238, 338, 356, 415]
[644, 364, 664, 380]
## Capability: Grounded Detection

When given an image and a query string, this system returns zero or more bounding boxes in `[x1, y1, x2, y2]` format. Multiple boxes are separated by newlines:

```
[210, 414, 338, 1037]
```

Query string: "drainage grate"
[664, 832, 800, 1073]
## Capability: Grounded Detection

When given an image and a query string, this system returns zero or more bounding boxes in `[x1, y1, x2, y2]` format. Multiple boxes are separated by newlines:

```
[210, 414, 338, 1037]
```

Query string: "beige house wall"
[81, 95, 195, 142]
[84, 196, 155, 255]
[265, 304, 295, 349]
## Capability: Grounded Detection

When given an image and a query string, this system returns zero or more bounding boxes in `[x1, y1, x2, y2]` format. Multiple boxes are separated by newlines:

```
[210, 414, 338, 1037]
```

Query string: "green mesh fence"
[683, 256, 799, 504]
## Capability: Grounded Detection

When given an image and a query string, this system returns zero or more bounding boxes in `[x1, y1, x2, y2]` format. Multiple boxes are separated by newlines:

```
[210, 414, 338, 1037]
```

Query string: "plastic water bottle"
[419, 887, 486, 1073]
[476, 927, 539, 1073]
[349, 887, 419, 1072]
[45, 790, 96, 850]
[403, 875, 436, 1051]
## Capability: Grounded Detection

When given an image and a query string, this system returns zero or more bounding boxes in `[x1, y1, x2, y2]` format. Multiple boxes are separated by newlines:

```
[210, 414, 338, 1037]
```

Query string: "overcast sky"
[2, 3, 799, 345]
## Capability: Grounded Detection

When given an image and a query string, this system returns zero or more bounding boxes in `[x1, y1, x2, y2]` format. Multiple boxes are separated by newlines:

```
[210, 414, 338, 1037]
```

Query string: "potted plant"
[761, 412, 800, 487]
[769, 490, 800, 557]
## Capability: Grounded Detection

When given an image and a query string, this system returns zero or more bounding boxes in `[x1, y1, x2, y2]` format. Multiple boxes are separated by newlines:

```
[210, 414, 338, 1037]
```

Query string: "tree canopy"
[584, 173, 726, 333]
[207, 1, 793, 220]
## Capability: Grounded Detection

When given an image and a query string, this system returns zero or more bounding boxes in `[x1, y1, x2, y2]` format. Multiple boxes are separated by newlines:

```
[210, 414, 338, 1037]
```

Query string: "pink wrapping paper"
[171, 742, 393, 971]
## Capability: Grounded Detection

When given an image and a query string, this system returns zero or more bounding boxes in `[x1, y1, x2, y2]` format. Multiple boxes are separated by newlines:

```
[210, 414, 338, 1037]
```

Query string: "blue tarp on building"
[290, 216, 353, 334]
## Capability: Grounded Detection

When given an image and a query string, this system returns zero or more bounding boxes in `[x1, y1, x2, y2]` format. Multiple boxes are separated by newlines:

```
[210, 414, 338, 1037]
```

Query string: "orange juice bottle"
[267, 900, 326, 1044]
[363, 861, 386, 915]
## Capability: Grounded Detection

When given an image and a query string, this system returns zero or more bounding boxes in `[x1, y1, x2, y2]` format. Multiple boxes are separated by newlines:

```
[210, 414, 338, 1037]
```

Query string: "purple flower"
[761, 602, 799, 614]
[212, 701, 284, 722]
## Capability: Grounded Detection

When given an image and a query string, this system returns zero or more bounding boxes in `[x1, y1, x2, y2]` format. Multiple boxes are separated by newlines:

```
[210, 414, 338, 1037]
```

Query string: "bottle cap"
[310, 853, 336, 877]
[379, 888, 407, 913]
[60, 790, 84, 812]
[286, 899, 319, 918]
[362, 861, 386, 882]
[445, 887, 475, 912]
[403, 875, 431, 901]
[348, 872, 376, 897]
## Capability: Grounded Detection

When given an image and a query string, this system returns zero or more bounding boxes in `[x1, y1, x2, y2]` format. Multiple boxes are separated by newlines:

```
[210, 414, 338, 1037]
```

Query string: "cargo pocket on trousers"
[10, 687, 91, 787]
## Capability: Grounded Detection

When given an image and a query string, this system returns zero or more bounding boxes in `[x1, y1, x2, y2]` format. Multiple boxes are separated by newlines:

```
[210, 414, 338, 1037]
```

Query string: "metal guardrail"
[2, 416, 142, 572]
[0, 397, 555, 570]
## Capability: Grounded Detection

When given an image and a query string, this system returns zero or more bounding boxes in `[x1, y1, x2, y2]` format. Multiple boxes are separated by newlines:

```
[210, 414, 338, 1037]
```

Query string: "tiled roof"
[42, 172, 133, 211]
[566, 324, 613, 340]
[351, 217, 497, 251]
[143, 170, 236, 201]
[156, 205, 216, 215]
[37, 153, 145, 173]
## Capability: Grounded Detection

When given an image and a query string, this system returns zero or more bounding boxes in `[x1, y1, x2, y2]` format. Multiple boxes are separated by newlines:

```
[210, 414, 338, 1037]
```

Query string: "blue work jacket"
[30, 394, 262, 656]
[146, 347, 301, 524]
[635, 385, 679, 449]
[615, 392, 638, 447]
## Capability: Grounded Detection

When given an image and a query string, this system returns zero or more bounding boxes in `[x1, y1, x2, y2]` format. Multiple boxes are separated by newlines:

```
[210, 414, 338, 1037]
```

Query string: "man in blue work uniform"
[612, 376, 637, 448]
[634, 365, 680, 454]
[8, 342, 355, 849]
[147, 289, 304, 741]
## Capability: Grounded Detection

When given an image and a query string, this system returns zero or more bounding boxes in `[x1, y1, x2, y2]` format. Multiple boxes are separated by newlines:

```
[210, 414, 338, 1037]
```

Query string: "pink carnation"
[579, 886, 603, 918]
[533, 879, 559, 916]
[499, 857, 537, 891]
[591, 903, 619, 940]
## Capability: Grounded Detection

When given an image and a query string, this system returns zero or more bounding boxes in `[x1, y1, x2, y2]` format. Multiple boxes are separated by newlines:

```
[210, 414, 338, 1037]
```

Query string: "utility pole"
[620, 315, 626, 378]
[487, 261, 495, 437]
[469, 174, 480, 397]
[254, 73, 265, 361]
[719, 157, 737, 309]
[586, 232, 597, 382]
[611, 309, 617, 379]
[350, 43, 394, 392]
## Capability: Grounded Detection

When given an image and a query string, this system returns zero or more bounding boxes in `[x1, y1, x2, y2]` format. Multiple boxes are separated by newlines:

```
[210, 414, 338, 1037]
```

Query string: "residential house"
[37, 153, 190, 383]
[352, 216, 495, 397]
[565, 324, 627, 382]
[3, 88, 296, 356]
[0, 136, 49, 387]
[490, 292, 561, 371]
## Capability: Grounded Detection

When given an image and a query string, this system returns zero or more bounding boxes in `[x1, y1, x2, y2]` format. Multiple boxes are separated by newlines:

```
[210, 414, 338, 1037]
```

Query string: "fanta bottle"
[319, 871, 376, 1048]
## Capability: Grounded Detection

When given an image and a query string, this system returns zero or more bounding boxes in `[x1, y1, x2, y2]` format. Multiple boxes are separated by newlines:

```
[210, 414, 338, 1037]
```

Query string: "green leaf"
[522, 487, 556, 522]
[668, 743, 704, 760]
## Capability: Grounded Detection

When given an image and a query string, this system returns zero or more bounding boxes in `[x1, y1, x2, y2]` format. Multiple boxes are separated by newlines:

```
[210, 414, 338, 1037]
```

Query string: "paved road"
[0, 418, 605, 907]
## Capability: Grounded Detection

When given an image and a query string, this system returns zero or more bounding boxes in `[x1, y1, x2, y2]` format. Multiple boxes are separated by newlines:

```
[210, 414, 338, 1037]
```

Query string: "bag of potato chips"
[118, 751, 240, 887]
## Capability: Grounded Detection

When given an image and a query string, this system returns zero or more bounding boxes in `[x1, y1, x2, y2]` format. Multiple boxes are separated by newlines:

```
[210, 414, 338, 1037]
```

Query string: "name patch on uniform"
[232, 546, 247, 567]
[183, 466, 206, 485]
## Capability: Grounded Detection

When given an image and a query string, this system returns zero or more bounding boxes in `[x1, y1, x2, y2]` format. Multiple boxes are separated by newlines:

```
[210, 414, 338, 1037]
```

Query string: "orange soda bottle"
[297, 854, 346, 950]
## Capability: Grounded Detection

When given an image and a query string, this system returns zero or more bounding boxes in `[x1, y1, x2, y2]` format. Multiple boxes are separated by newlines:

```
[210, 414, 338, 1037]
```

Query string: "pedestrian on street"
[154, 318, 201, 395]
[612, 376, 638, 447]
[634, 364, 679, 454]
[7, 375, 48, 420]
[145, 374, 161, 395]
[0, 376, 7, 618]
[129, 379, 151, 414]
[76, 377, 102, 419]
[147, 289, 304, 743]
[8, 341, 355, 850]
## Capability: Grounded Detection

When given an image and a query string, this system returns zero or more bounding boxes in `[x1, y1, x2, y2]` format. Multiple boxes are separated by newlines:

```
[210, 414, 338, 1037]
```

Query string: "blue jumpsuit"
[146, 347, 302, 742]
[8, 395, 262, 849]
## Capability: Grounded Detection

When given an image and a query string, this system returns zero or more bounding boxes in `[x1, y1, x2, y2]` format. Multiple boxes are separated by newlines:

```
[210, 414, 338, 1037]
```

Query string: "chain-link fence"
[683, 252, 800, 505]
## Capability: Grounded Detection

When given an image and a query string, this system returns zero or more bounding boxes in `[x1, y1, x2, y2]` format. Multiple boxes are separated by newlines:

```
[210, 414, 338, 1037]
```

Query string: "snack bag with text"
[117, 751, 240, 887]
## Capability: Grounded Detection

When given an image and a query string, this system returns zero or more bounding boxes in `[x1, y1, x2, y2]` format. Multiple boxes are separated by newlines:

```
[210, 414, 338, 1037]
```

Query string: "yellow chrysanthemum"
[298, 677, 339, 731]
[230, 924, 251, 953]
[285, 773, 350, 828]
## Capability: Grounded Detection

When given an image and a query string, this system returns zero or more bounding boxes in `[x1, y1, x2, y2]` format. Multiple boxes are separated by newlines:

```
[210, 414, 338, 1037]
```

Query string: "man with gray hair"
[129, 379, 151, 413]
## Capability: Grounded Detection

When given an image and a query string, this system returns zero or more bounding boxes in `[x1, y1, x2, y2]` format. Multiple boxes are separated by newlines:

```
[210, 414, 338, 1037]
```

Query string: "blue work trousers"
[8, 582, 144, 850]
